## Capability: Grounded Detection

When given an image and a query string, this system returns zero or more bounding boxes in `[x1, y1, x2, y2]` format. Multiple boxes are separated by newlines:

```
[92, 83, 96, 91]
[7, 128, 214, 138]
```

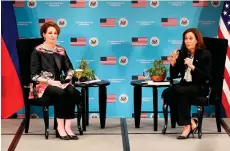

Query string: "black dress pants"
[41, 85, 81, 119]
[162, 82, 202, 126]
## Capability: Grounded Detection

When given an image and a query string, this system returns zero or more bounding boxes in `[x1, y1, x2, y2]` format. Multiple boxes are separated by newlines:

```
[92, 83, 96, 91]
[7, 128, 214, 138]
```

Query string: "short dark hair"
[181, 28, 206, 51]
[40, 22, 60, 38]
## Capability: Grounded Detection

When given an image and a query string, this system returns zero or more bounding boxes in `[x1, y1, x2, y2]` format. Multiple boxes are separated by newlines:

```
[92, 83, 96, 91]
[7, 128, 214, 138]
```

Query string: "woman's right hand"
[169, 50, 179, 66]
[48, 80, 62, 88]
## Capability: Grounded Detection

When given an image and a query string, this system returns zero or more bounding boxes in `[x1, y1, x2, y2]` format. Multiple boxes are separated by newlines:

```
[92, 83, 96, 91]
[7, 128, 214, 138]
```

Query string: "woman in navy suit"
[162, 28, 212, 139]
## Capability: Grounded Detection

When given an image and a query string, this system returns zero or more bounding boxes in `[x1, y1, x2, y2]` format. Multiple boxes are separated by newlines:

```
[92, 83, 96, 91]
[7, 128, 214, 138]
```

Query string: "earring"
[44, 37, 46, 40]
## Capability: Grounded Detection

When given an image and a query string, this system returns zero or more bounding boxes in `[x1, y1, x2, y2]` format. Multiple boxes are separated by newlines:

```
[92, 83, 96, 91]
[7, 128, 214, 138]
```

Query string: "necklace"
[42, 43, 56, 51]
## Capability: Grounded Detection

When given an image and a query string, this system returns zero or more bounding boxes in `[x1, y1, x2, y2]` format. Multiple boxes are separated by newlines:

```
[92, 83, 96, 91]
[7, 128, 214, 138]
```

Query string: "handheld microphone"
[185, 51, 192, 71]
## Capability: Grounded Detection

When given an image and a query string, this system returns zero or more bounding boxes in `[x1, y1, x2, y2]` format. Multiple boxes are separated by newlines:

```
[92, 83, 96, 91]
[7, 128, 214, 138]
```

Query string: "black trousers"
[41, 85, 81, 119]
[162, 82, 202, 126]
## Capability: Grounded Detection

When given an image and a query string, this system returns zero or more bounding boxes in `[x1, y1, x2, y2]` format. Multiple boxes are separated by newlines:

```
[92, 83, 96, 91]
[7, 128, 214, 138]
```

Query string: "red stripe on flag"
[219, 2, 230, 117]
[1, 37, 24, 118]
[222, 90, 230, 117]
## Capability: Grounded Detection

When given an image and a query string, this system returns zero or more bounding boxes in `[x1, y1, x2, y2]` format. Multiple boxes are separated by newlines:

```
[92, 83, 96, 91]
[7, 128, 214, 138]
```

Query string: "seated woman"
[29, 22, 81, 140]
[162, 28, 212, 139]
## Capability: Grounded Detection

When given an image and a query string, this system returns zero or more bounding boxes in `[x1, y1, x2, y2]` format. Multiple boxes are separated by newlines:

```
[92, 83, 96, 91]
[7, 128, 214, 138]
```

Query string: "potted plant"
[147, 60, 167, 82]
[80, 68, 96, 82]
[74, 58, 96, 82]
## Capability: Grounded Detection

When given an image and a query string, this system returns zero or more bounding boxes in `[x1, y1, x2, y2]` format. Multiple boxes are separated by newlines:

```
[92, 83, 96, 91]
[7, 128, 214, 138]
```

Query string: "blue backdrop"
[14, 0, 223, 119]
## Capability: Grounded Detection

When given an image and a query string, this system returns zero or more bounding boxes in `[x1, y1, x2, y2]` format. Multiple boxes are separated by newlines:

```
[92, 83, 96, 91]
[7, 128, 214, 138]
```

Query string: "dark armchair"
[16, 38, 83, 139]
[162, 37, 228, 139]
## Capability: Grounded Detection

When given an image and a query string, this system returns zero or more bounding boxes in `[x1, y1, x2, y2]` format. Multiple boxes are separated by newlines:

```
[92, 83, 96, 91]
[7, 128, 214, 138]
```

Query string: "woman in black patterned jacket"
[30, 22, 80, 140]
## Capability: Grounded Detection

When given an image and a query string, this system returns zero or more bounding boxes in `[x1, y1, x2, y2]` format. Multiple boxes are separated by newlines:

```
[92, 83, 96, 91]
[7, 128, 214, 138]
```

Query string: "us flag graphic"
[132, 75, 145, 81]
[70, 0, 86, 8]
[13, 0, 24, 8]
[131, 0, 147, 8]
[161, 56, 170, 65]
[192, 0, 208, 7]
[132, 37, 147, 46]
[100, 57, 116, 65]
[100, 18, 116, 27]
[161, 18, 177, 26]
[38, 18, 54, 27]
[70, 37, 86, 46]
[107, 94, 116, 103]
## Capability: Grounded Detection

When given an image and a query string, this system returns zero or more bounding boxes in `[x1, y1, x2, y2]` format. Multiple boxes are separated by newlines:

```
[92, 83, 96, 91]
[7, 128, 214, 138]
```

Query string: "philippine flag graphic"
[2, 1, 24, 118]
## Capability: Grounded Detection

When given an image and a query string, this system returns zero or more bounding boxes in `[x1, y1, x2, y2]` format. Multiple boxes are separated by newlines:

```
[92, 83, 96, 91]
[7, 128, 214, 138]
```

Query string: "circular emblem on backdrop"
[211, 1, 221, 7]
[150, 37, 160, 46]
[118, 18, 128, 27]
[57, 18, 67, 27]
[27, 0, 37, 8]
[119, 94, 128, 103]
[89, 37, 99, 47]
[90, 113, 99, 118]
[150, 0, 159, 8]
[31, 113, 39, 119]
[89, 0, 98, 8]
[119, 56, 128, 65]
[180, 17, 189, 27]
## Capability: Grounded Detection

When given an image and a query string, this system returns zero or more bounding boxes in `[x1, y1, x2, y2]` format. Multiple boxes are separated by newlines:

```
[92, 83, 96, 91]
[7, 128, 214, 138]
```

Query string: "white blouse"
[183, 57, 194, 82]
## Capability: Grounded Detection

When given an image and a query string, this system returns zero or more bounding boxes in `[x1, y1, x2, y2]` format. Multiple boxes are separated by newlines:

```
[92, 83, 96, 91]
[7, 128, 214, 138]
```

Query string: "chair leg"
[77, 103, 83, 135]
[197, 106, 204, 139]
[215, 103, 221, 132]
[53, 107, 57, 130]
[54, 117, 57, 130]
[43, 106, 49, 139]
[170, 109, 176, 128]
[25, 104, 31, 133]
[162, 103, 168, 134]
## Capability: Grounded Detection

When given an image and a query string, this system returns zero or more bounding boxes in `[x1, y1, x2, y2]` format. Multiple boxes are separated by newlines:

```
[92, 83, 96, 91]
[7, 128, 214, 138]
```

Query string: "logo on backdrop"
[211, 1, 221, 7]
[119, 56, 128, 66]
[89, 37, 99, 47]
[119, 94, 128, 103]
[27, 0, 36, 8]
[150, 0, 159, 8]
[119, 18, 128, 27]
[89, 0, 98, 8]
[150, 37, 160, 46]
[180, 17, 189, 26]
[90, 113, 99, 118]
[57, 18, 67, 27]
[31, 113, 39, 119]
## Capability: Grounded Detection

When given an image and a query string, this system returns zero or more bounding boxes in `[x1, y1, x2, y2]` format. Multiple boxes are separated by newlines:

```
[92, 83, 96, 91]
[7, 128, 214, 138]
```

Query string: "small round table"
[75, 80, 110, 131]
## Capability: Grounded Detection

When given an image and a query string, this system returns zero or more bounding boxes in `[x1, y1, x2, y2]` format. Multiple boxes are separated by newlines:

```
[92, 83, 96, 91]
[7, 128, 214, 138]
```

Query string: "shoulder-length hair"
[180, 28, 206, 51]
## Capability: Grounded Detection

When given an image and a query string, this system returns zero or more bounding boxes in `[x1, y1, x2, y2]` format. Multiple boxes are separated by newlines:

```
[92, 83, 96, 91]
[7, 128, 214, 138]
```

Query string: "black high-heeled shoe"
[67, 134, 79, 140]
[177, 124, 195, 140]
[56, 130, 71, 140]
[191, 119, 198, 134]
[177, 129, 193, 139]
[66, 131, 79, 140]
